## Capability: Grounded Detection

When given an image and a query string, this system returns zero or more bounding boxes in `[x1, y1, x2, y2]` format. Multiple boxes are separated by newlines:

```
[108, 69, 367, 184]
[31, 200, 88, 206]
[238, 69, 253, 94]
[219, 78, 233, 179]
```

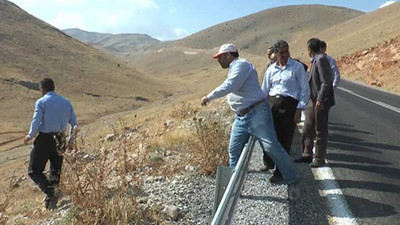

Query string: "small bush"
[0, 184, 12, 225]
[189, 115, 230, 175]
[60, 131, 158, 225]
[151, 101, 231, 176]
[170, 101, 198, 120]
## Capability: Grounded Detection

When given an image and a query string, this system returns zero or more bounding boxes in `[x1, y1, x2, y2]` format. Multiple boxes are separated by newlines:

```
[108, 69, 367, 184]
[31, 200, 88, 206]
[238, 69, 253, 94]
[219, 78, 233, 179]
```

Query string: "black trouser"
[28, 132, 63, 197]
[264, 96, 298, 176]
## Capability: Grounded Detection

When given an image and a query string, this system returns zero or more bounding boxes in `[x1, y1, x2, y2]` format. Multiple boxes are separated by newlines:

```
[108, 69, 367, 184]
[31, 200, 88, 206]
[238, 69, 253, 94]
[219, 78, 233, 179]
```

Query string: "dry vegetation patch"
[29, 99, 233, 224]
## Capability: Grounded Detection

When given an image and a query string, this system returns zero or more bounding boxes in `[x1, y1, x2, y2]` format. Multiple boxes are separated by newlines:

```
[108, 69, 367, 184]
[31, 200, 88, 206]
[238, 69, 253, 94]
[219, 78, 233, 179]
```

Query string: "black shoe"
[260, 164, 275, 171]
[309, 160, 326, 168]
[269, 174, 283, 184]
[294, 156, 312, 163]
[260, 159, 275, 171]
[45, 193, 59, 210]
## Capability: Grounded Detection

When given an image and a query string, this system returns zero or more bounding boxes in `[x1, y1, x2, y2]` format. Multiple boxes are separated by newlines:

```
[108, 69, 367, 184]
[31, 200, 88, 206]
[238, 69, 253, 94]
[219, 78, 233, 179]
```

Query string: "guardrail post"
[213, 166, 233, 216]
[211, 135, 256, 225]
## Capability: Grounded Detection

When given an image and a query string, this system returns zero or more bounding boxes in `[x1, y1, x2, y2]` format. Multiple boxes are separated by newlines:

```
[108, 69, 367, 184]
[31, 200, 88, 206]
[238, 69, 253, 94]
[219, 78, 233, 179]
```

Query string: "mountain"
[0, 0, 169, 132]
[62, 28, 114, 43]
[289, 2, 400, 59]
[129, 5, 364, 78]
[174, 5, 364, 55]
[63, 28, 161, 56]
[129, 3, 400, 95]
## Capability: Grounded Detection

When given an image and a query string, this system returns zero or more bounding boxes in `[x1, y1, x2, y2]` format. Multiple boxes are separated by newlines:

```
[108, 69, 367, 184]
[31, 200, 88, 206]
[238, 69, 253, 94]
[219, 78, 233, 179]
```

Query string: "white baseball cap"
[213, 43, 238, 58]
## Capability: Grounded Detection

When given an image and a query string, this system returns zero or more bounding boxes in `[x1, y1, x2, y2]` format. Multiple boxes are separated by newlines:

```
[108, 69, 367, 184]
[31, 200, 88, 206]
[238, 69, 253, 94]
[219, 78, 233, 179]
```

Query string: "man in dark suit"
[295, 38, 335, 167]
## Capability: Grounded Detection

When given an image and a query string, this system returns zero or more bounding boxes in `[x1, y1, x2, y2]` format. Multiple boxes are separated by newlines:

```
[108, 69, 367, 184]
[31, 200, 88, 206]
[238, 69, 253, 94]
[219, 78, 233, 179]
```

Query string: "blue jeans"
[228, 101, 299, 184]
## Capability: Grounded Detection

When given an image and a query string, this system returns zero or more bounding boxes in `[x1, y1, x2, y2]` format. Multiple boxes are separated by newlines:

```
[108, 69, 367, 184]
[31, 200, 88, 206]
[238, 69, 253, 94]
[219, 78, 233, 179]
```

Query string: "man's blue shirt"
[28, 92, 77, 138]
[207, 58, 267, 113]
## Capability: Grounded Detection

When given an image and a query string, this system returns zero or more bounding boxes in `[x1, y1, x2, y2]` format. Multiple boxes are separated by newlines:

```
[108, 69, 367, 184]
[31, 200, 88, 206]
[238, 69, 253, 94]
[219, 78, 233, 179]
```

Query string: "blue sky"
[10, 0, 398, 40]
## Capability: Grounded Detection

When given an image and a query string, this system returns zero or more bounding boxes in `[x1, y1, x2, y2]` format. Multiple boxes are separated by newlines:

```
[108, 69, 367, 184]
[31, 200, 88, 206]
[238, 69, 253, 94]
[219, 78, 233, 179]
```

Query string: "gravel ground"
[140, 128, 331, 225]
[231, 128, 331, 225]
[232, 144, 289, 225]
[141, 174, 216, 224]
[139, 142, 292, 225]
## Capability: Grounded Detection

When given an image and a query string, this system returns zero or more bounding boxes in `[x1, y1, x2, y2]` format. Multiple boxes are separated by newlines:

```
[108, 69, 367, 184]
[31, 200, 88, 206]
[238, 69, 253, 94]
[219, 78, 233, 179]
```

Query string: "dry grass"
[1, 100, 232, 224]
[170, 101, 198, 120]
[60, 127, 158, 225]
[190, 115, 230, 175]
[149, 101, 231, 176]
[57, 100, 232, 224]
[0, 183, 13, 225]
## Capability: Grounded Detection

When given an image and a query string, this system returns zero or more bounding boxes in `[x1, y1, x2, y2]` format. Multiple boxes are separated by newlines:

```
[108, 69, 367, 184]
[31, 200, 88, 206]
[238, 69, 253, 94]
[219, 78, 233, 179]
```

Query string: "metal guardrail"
[211, 135, 256, 225]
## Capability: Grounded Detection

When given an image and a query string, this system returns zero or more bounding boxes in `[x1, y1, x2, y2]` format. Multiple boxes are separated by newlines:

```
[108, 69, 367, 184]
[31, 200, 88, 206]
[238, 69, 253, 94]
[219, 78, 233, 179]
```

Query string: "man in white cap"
[201, 43, 299, 185]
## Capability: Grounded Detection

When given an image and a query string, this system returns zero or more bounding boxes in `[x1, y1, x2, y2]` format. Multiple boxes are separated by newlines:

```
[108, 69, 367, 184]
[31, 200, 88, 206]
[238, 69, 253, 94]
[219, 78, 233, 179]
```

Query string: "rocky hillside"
[338, 37, 400, 93]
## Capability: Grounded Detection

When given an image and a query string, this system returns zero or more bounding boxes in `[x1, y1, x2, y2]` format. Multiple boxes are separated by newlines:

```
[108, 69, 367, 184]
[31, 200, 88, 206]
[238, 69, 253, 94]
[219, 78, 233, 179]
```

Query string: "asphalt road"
[232, 79, 400, 225]
[326, 79, 400, 224]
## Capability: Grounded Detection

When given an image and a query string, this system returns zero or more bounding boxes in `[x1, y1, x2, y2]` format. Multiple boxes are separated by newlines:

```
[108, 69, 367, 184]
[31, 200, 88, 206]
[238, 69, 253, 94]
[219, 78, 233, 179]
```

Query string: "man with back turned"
[24, 78, 77, 209]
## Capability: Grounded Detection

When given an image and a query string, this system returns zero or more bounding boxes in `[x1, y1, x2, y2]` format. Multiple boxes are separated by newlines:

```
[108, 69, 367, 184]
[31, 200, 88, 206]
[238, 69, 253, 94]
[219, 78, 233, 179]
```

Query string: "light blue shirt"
[28, 92, 77, 139]
[326, 54, 341, 88]
[207, 58, 267, 113]
[262, 58, 310, 109]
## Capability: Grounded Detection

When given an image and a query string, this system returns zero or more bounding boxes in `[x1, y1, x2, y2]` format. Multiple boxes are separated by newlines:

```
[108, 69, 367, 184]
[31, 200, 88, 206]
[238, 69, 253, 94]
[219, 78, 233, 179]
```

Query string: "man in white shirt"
[201, 43, 299, 185]
[261, 40, 310, 183]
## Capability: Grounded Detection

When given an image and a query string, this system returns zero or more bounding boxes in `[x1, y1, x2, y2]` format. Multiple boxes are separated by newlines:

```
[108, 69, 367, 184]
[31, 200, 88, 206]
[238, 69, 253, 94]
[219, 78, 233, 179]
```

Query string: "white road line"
[297, 125, 358, 225]
[338, 87, 400, 114]
[312, 161, 358, 225]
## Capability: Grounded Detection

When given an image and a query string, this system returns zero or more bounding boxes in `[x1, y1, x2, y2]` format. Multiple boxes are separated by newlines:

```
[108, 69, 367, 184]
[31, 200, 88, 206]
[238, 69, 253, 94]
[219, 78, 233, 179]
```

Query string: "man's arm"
[316, 56, 333, 106]
[294, 65, 310, 123]
[68, 104, 78, 144]
[296, 64, 310, 110]
[261, 66, 272, 97]
[203, 62, 251, 105]
[331, 59, 341, 88]
[25, 100, 44, 144]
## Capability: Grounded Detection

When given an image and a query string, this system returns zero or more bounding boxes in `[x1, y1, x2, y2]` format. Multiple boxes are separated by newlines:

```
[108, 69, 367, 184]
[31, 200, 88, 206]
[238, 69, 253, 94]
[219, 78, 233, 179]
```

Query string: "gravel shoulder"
[35, 127, 331, 225]
[140, 127, 331, 224]
[232, 128, 331, 225]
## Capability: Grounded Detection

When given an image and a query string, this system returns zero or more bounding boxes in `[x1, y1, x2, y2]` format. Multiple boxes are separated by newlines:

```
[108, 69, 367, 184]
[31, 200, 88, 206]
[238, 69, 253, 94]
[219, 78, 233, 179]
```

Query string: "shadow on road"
[327, 194, 397, 218]
[329, 163, 400, 180]
[327, 153, 390, 165]
[329, 132, 400, 151]
[320, 179, 400, 194]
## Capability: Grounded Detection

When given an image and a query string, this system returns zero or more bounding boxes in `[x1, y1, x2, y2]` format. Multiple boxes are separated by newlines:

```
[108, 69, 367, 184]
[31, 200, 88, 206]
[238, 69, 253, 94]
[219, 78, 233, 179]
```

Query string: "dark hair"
[273, 40, 289, 53]
[230, 51, 239, 58]
[40, 78, 55, 92]
[307, 38, 321, 53]
[320, 40, 327, 49]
